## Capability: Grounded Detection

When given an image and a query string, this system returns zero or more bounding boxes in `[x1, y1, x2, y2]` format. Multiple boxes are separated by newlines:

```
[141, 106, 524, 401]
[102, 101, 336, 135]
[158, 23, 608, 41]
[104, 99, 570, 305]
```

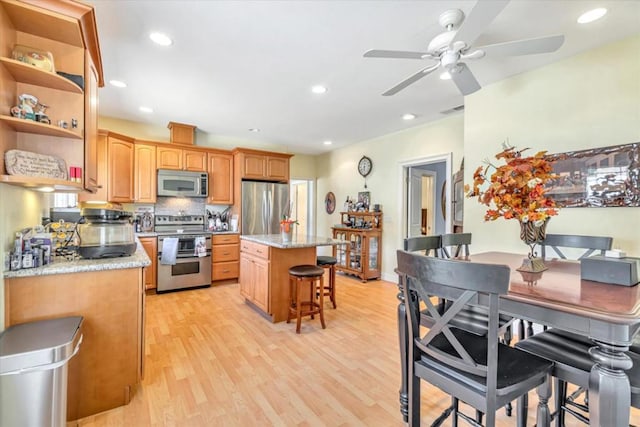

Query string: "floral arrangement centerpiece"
[465, 142, 559, 272]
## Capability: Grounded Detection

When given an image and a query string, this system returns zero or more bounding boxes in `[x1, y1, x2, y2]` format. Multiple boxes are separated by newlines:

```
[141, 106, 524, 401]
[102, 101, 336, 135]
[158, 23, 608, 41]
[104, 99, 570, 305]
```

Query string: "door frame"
[408, 168, 437, 237]
[398, 153, 453, 247]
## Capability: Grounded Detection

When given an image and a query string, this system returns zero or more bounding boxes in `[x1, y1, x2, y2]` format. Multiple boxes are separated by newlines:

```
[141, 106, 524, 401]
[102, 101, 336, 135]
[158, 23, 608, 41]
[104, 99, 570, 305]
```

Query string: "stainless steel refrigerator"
[241, 181, 290, 235]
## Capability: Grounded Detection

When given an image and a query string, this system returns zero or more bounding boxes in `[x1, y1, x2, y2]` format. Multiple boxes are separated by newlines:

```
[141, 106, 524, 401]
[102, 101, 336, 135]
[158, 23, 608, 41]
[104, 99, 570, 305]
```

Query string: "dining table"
[396, 251, 640, 427]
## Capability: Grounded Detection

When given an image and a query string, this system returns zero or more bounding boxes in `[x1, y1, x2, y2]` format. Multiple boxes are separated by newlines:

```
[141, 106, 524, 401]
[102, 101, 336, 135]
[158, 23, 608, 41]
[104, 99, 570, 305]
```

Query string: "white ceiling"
[89, 0, 640, 155]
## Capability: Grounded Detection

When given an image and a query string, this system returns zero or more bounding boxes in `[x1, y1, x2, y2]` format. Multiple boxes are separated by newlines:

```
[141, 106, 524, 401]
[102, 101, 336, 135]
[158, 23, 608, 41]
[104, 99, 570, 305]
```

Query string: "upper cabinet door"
[242, 154, 266, 179]
[183, 149, 207, 172]
[108, 137, 134, 202]
[266, 156, 289, 182]
[134, 143, 157, 203]
[208, 152, 233, 205]
[157, 146, 182, 170]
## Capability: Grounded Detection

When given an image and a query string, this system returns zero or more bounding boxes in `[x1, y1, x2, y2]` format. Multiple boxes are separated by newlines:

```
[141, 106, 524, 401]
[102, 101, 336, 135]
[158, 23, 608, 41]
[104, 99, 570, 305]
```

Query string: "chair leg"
[318, 275, 326, 329]
[330, 265, 336, 308]
[517, 392, 528, 427]
[451, 397, 459, 427]
[519, 319, 526, 340]
[295, 278, 302, 334]
[286, 277, 293, 324]
[475, 410, 483, 424]
[527, 321, 534, 337]
[554, 378, 566, 427]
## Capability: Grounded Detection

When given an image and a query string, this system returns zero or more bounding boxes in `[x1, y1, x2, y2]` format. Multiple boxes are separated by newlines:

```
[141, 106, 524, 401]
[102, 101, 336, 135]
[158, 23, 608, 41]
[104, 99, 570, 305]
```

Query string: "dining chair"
[439, 232, 472, 258]
[539, 234, 613, 260]
[397, 250, 553, 427]
[403, 235, 441, 257]
[515, 328, 640, 426]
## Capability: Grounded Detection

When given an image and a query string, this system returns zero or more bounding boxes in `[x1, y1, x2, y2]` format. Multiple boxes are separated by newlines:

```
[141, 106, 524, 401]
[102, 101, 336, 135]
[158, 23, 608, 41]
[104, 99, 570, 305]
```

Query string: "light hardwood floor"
[75, 275, 639, 426]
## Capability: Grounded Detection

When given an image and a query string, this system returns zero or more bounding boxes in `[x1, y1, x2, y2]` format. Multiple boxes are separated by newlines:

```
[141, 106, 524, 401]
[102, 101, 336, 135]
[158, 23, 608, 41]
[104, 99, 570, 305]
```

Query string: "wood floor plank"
[73, 275, 639, 426]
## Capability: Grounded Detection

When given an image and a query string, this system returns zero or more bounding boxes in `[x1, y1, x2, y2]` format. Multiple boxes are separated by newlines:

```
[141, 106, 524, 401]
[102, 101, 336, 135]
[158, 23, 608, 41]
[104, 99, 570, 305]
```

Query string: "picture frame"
[545, 142, 640, 208]
[324, 191, 336, 214]
[357, 191, 370, 210]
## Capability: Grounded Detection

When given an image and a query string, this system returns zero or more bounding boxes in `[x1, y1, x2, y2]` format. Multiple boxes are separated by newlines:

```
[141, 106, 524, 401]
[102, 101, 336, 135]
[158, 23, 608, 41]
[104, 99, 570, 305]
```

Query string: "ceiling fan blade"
[364, 49, 431, 60]
[382, 63, 440, 96]
[476, 34, 565, 57]
[450, 63, 481, 96]
[451, 0, 509, 48]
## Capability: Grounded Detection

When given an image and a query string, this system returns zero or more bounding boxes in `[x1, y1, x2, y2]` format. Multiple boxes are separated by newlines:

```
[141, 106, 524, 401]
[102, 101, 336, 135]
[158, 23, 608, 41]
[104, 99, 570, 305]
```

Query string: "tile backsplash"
[154, 197, 206, 215]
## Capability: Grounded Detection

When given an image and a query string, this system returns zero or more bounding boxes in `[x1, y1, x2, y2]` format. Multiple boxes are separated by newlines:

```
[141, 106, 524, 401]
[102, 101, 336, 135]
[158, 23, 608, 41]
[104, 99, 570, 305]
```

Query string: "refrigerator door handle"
[267, 190, 273, 234]
[262, 190, 268, 233]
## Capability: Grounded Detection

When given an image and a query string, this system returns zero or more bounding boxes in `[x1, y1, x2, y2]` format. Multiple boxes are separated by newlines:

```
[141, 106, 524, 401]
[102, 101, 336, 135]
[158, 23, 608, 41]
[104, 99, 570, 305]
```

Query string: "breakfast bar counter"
[239, 234, 343, 322]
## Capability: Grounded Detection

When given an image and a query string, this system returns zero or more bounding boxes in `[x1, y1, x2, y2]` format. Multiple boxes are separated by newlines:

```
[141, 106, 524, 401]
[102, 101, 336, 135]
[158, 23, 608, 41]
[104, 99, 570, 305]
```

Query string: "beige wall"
[0, 185, 50, 330]
[315, 114, 465, 278]
[464, 34, 640, 256]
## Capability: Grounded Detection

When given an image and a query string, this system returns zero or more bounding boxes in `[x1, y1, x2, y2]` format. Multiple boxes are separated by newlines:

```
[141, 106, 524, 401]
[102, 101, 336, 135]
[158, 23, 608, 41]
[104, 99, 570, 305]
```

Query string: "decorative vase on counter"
[517, 219, 549, 274]
[280, 221, 295, 242]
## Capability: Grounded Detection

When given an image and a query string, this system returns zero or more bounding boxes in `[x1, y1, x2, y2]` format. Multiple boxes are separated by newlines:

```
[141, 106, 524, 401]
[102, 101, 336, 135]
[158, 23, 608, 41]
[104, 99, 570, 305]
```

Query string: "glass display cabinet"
[332, 211, 382, 282]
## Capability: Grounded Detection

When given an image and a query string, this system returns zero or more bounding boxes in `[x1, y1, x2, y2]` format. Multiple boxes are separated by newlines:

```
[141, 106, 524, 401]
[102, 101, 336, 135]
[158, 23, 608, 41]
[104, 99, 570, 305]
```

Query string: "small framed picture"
[357, 191, 370, 210]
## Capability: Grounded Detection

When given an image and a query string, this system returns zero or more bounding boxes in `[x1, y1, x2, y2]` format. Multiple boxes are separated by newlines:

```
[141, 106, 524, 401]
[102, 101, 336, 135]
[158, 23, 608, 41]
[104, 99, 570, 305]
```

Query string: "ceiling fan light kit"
[363, 0, 565, 97]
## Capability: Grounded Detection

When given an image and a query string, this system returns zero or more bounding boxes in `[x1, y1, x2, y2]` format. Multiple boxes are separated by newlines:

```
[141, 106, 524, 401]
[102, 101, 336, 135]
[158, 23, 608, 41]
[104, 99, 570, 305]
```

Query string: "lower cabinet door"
[239, 256, 253, 299]
[252, 258, 270, 312]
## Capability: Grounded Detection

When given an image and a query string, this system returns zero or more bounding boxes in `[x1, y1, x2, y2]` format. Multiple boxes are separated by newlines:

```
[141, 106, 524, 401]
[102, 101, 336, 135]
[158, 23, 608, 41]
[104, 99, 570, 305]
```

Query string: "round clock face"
[358, 156, 372, 177]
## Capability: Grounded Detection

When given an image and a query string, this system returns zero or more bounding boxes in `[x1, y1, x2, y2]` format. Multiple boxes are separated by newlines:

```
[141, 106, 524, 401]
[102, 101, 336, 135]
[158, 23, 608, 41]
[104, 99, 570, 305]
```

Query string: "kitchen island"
[239, 234, 343, 322]
[3, 242, 150, 421]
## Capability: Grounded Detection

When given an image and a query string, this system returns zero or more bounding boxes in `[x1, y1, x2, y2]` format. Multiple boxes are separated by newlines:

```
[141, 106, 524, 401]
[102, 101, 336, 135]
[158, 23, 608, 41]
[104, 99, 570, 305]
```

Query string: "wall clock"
[358, 155, 373, 188]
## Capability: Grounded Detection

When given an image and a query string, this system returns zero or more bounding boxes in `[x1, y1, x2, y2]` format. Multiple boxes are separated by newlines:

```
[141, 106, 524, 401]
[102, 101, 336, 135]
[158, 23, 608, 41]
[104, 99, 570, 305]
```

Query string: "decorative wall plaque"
[4, 149, 68, 180]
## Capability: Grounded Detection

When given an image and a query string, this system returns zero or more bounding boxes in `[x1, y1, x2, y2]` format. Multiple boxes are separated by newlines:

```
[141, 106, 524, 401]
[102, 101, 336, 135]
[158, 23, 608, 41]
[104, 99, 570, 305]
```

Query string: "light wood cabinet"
[80, 131, 134, 203]
[207, 151, 233, 204]
[0, 0, 103, 192]
[233, 148, 292, 182]
[157, 145, 207, 172]
[140, 237, 157, 290]
[134, 143, 156, 203]
[183, 149, 207, 171]
[108, 136, 134, 202]
[156, 145, 182, 170]
[239, 239, 317, 322]
[211, 234, 239, 281]
[332, 211, 383, 282]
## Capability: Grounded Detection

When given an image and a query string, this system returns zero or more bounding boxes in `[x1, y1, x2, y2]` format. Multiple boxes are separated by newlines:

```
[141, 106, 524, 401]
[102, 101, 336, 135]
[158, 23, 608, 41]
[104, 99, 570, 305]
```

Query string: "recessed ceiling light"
[577, 8, 607, 24]
[311, 85, 328, 94]
[249, 128, 260, 132]
[439, 72, 452, 80]
[149, 32, 173, 46]
[402, 113, 416, 121]
[139, 106, 153, 113]
[109, 80, 127, 88]
[38, 186, 55, 192]
[323, 140, 333, 145]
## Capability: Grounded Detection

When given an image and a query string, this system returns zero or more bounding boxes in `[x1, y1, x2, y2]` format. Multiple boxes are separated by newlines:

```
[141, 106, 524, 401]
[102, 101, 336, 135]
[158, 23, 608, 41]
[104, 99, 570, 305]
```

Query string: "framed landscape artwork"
[545, 142, 640, 208]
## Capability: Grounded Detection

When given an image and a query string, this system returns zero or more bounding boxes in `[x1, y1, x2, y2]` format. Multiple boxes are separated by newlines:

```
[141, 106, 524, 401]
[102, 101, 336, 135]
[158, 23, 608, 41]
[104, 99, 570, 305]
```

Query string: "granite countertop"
[3, 239, 151, 279]
[241, 234, 345, 249]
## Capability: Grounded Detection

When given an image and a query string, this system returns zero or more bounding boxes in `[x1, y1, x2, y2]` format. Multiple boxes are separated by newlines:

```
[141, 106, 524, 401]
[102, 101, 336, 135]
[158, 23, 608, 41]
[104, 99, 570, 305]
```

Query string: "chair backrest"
[396, 250, 510, 379]
[439, 233, 471, 258]
[403, 235, 441, 257]
[540, 234, 613, 260]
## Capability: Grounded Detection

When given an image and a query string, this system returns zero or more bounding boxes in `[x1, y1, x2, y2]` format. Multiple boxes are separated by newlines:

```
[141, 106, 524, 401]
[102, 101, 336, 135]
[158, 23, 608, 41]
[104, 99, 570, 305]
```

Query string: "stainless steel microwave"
[157, 169, 208, 198]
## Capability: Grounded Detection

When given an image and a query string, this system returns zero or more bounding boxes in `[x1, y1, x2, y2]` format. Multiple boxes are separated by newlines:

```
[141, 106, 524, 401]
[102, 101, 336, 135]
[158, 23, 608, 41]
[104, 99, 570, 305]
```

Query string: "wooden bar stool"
[286, 265, 326, 334]
[317, 255, 337, 308]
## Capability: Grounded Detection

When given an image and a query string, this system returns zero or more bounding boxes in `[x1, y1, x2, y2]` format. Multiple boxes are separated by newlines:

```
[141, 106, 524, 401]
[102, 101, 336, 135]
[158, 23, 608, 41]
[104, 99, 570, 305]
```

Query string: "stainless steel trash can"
[0, 316, 83, 427]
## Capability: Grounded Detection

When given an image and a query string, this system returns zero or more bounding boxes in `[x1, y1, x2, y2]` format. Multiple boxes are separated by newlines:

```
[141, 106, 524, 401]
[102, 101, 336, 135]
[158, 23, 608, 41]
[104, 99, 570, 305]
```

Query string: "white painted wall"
[464, 34, 640, 256]
[0, 185, 50, 330]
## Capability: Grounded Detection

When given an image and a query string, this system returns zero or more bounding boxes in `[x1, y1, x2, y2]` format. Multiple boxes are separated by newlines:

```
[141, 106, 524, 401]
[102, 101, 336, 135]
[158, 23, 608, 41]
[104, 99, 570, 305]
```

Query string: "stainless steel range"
[155, 215, 211, 293]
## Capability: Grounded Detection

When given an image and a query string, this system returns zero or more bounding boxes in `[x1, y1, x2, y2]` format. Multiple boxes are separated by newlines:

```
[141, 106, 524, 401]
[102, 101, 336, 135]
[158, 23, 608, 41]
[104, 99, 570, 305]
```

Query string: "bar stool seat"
[287, 265, 326, 333]
[317, 255, 337, 309]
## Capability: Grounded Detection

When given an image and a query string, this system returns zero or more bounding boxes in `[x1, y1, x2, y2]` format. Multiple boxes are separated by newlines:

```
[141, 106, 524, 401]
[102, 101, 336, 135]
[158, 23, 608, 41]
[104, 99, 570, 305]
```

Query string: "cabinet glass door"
[368, 236, 379, 270]
[350, 233, 361, 270]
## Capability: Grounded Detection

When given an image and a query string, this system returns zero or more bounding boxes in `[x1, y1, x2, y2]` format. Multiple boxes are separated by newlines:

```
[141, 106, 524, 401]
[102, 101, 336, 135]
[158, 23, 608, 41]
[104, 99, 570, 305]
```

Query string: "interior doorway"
[400, 154, 452, 240]
[290, 179, 314, 236]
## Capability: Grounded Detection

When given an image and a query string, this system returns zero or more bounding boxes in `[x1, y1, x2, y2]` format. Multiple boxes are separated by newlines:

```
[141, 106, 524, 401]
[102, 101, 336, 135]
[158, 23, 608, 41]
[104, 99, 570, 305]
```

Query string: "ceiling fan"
[363, 0, 564, 96]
